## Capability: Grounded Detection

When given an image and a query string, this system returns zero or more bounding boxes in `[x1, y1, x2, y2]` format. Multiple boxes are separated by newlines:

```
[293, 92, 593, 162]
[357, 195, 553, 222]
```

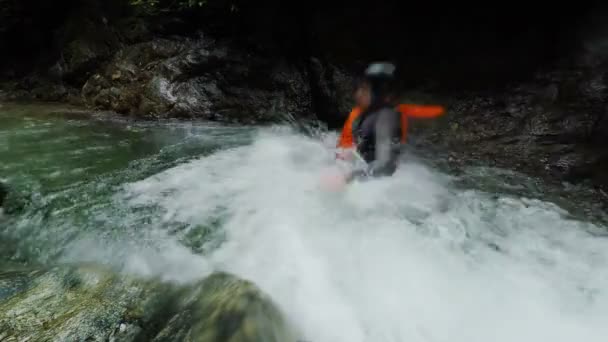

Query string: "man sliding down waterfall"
[321, 62, 446, 191]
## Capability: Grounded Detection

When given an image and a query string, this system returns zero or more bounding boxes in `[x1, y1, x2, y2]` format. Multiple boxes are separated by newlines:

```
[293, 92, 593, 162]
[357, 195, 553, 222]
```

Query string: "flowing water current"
[1, 103, 607, 341]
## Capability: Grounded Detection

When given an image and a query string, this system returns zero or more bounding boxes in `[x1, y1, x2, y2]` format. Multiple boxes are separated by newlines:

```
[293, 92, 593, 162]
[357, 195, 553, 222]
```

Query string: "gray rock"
[82, 37, 316, 123]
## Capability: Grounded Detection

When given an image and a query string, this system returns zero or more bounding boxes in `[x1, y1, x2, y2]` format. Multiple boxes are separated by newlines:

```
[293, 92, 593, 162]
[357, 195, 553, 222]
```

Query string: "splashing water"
[2, 105, 607, 341]
[116, 127, 608, 342]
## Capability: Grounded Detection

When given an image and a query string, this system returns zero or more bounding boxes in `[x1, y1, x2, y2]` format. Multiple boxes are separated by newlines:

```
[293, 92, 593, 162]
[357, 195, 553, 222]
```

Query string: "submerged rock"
[0, 183, 28, 215]
[0, 181, 6, 209]
[0, 264, 298, 341]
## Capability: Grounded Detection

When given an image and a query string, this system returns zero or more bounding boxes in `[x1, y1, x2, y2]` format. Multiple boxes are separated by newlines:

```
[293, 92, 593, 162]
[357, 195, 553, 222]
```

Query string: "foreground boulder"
[0, 263, 298, 341]
[152, 272, 299, 341]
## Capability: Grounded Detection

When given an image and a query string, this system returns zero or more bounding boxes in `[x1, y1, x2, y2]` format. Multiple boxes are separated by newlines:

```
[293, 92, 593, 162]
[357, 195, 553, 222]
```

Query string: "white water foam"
[120, 126, 608, 342]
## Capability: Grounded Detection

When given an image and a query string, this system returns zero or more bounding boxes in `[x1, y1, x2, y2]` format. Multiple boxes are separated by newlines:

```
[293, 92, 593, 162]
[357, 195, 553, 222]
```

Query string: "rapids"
[1, 104, 607, 341]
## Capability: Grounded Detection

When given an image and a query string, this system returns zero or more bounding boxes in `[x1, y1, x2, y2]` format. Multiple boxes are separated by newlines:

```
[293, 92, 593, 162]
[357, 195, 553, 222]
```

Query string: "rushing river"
[1, 103, 607, 341]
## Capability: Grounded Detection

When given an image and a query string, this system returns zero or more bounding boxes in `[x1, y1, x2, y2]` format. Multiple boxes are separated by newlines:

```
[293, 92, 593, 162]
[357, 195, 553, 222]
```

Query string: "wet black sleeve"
[366, 108, 402, 176]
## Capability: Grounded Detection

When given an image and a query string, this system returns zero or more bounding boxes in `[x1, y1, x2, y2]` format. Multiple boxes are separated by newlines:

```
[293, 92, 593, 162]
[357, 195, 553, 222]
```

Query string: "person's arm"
[398, 104, 445, 119]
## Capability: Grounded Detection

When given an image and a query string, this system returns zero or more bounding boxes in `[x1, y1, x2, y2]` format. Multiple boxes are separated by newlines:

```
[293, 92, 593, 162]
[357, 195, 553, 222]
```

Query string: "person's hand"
[319, 167, 348, 192]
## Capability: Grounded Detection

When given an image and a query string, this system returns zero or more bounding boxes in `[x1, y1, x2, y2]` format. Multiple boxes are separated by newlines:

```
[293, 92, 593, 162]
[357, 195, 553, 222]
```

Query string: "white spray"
[120, 126, 608, 342]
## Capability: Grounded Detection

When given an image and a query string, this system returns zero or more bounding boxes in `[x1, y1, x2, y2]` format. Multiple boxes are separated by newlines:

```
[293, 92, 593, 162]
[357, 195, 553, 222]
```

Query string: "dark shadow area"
[2, 1, 606, 90]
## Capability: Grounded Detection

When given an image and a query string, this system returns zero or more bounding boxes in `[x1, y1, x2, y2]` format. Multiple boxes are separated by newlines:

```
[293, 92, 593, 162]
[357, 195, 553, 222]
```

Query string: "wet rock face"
[413, 52, 608, 189]
[81, 36, 315, 123]
[308, 57, 356, 129]
[0, 264, 298, 341]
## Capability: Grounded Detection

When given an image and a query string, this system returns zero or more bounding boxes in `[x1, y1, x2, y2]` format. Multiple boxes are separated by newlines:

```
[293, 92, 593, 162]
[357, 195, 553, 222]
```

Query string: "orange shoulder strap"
[336, 107, 362, 148]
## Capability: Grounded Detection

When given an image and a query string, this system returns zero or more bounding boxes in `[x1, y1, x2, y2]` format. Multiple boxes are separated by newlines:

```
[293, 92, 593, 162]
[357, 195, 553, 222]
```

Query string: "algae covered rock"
[0, 262, 196, 341]
[0, 264, 299, 342]
[0, 263, 159, 341]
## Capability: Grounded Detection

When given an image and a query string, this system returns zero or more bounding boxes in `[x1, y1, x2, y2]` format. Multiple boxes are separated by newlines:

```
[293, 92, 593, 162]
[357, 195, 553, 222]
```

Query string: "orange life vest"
[336, 104, 445, 149]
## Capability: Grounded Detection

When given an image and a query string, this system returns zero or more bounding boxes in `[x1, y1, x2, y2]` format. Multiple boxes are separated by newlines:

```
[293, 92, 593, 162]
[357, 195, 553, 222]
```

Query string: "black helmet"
[361, 62, 396, 106]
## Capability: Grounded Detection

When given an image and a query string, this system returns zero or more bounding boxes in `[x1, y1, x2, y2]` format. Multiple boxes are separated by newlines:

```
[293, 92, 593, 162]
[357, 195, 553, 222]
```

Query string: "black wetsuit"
[349, 104, 403, 180]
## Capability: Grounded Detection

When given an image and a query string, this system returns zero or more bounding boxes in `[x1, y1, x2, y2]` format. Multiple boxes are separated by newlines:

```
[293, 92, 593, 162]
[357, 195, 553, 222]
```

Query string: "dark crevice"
[307, 58, 344, 129]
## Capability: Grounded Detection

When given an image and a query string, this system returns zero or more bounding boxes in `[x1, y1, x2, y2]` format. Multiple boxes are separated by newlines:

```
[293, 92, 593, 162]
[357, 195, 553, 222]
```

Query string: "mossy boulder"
[153, 272, 299, 342]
